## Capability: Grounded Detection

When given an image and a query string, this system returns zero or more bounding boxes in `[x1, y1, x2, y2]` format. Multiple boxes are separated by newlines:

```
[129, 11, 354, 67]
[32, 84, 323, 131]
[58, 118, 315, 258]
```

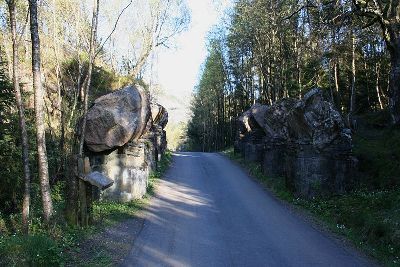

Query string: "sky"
[157, 0, 230, 100]
[97, 0, 232, 124]
[154, 0, 231, 123]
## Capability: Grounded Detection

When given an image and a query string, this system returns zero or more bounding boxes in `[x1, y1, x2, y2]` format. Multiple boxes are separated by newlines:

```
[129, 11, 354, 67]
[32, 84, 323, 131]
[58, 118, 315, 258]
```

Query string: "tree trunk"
[28, 0, 53, 223]
[131, 46, 152, 79]
[7, 0, 31, 234]
[79, 0, 99, 157]
[389, 47, 400, 125]
[375, 63, 384, 110]
[65, 0, 99, 226]
[348, 32, 356, 128]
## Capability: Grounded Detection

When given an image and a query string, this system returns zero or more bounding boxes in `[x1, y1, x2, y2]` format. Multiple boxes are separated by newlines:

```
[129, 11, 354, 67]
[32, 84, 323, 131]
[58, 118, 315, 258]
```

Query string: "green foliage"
[92, 200, 144, 226]
[294, 190, 400, 266]
[148, 150, 173, 194]
[165, 122, 187, 151]
[0, 50, 25, 216]
[187, 0, 393, 152]
[0, 150, 174, 266]
[0, 234, 63, 266]
[187, 41, 231, 152]
[353, 123, 400, 189]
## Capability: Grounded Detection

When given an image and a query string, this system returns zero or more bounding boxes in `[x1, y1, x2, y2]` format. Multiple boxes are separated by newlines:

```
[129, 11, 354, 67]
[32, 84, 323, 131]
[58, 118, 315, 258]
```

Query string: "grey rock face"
[84, 85, 151, 152]
[286, 88, 349, 149]
[151, 103, 169, 129]
[150, 103, 168, 161]
[235, 88, 356, 197]
[235, 104, 267, 163]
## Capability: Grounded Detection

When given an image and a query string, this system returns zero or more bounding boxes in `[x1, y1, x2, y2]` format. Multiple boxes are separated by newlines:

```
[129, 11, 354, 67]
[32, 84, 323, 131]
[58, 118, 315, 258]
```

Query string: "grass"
[222, 145, 400, 267]
[0, 151, 173, 266]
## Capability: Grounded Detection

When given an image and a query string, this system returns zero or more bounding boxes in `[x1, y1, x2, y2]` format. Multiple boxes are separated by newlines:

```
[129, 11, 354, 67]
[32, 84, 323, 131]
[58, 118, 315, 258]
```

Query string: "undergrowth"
[0, 151, 173, 266]
[222, 144, 400, 267]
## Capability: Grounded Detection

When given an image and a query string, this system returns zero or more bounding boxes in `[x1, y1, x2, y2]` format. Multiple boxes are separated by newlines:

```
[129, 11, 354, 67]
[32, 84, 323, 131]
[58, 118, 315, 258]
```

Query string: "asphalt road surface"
[122, 152, 375, 267]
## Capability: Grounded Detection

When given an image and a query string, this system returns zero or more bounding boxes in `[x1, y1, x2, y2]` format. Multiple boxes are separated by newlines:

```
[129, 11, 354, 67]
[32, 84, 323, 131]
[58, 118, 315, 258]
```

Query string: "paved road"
[122, 152, 375, 267]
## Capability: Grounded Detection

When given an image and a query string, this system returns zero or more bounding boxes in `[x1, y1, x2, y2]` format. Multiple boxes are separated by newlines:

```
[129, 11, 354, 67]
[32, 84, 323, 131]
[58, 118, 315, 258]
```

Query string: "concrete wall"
[88, 131, 166, 202]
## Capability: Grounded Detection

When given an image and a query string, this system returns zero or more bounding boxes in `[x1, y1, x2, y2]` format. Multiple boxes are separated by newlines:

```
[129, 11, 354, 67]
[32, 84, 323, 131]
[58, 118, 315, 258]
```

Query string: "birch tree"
[28, 0, 53, 223]
[6, 0, 31, 234]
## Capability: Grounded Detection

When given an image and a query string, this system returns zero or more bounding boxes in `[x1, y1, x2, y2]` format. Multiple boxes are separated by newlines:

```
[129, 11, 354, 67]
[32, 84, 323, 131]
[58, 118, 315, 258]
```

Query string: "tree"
[352, 0, 400, 125]
[65, 0, 100, 226]
[186, 0, 393, 150]
[28, 0, 53, 223]
[6, 0, 31, 234]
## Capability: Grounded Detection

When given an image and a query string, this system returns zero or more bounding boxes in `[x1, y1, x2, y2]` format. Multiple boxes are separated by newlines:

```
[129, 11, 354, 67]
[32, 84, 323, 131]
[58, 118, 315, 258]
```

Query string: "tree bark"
[7, 0, 31, 234]
[389, 50, 400, 125]
[131, 47, 152, 79]
[28, 0, 53, 223]
[348, 32, 356, 128]
[79, 0, 99, 157]
[375, 63, 384, 110]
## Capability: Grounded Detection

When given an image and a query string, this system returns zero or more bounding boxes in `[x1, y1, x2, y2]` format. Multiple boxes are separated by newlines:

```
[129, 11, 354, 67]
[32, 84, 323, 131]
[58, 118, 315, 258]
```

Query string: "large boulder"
[84, 85, 151, 152]
[235, 88, 356, 197]
[286, 88, 350, 149]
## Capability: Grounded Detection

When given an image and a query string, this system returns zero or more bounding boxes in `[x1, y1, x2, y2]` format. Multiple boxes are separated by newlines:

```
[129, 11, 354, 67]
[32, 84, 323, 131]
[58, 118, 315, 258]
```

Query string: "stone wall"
[235, 88, 357, 198]
[82, 85, 168, 202]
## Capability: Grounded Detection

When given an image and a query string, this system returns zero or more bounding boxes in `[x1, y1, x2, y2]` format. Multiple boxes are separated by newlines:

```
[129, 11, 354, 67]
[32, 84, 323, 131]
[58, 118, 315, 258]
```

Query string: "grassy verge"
[222, 147, 400, 267]
[0, 151, 173, 266]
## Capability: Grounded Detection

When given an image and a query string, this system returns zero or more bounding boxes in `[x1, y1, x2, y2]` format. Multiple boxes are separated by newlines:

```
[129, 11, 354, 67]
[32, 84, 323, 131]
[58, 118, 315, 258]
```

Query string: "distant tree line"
[187, 0, 399, 152]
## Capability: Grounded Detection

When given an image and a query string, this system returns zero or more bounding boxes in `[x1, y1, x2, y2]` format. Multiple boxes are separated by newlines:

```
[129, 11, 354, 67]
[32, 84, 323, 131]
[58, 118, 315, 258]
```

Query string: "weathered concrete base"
[88, 138, 157, 202]
[285, 145, 356, 198]
[244, 143, 264, 163]
[262, 143, 286, 178]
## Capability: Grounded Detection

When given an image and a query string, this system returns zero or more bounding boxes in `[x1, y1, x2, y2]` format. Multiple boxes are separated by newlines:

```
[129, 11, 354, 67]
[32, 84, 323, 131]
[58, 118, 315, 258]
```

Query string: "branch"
[361, 16, 378, 28]
[283, 4, 318, 20]
[94, 0, 133, 58]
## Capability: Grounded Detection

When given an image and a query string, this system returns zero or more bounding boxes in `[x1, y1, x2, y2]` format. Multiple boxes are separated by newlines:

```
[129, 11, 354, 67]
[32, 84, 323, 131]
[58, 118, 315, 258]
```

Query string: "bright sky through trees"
[156, 0, 231, 107]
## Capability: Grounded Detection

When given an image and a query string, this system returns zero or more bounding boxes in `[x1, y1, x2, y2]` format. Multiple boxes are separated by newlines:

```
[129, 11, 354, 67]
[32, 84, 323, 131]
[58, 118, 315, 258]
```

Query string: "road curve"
[122, 152, 375, 267]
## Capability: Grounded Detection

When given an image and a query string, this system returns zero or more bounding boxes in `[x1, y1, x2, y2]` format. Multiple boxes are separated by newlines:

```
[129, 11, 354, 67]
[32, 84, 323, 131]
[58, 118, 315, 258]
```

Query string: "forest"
[187, 0, 399, 151]
[0, 0, 399, 265]
[0, 0, 188, 264]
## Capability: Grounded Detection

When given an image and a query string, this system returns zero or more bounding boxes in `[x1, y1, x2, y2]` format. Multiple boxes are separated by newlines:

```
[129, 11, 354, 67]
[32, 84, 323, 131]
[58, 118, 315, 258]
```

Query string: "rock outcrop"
[84, 85, 151, 152]
[235, 88, 356, 198]
[151, 103, 168, 160]
[83, 85, 168, 201]
[235, 104, 266, 163]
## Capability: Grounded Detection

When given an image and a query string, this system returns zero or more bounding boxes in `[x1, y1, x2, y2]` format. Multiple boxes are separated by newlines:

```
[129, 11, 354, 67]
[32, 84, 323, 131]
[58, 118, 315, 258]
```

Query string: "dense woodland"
[187, 0, 399, 152]
[0, 0, 189, 234]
